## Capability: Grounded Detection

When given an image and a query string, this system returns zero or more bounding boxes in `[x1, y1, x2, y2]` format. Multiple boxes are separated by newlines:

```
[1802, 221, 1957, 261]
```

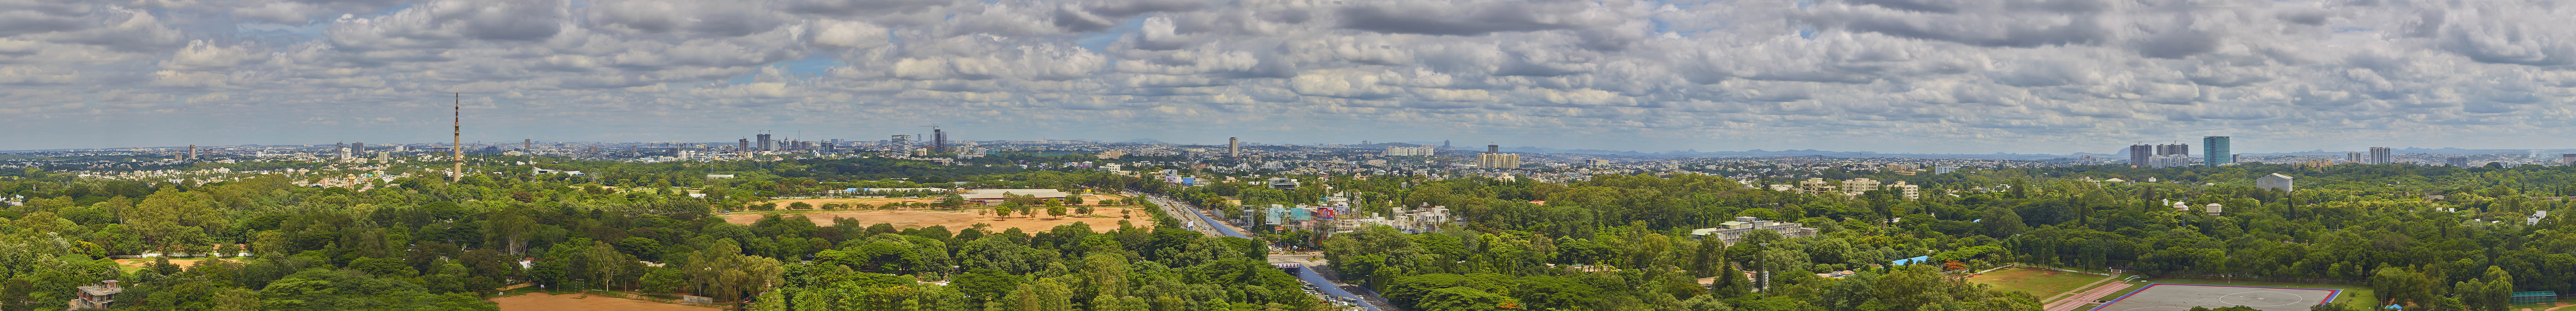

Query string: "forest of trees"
[4, 157, 2573, 311]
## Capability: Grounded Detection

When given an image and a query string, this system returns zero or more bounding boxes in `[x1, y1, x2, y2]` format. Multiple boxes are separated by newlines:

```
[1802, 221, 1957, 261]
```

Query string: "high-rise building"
[818, 142, 835, 153]
[2367, 147, 2392, 164]
[185, 145, 195, 160]
[2127, 144, 2154, 167]
[2347, 152, 2363, 163]
[2446, 156, 2469, 167]
[887, 135, 916, 157]
[350, 142, 364, 154]
[337, 142, 353, 159]
[2201, 136, 2230, 167]
[2562, 154, 2576, 165]
[2155, 143, 2189, 157]
[757, 134, 773, 152]
[1228, 137, 1240, 158]
[932, 129, 948, 153]
[738, 139, 751, 153]
[2149, 154, 2194, 168]
[1487, 144, 1500, 153]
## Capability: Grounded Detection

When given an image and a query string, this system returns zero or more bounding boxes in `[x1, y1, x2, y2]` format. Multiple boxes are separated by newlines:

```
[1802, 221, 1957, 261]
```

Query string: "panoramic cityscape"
[6, 1, 2576, 311]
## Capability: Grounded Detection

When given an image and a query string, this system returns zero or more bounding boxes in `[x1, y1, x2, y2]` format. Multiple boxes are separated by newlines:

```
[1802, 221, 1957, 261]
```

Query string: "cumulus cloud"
[3, 0, 2574, 152]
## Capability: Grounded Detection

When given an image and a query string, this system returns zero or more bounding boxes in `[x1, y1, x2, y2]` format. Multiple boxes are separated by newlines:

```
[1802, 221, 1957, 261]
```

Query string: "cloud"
[2, 0, 2575, 153]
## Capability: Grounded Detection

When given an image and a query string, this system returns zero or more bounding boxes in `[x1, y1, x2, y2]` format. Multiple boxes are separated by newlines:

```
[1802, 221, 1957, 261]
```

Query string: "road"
[1133, 192, 1391, 311]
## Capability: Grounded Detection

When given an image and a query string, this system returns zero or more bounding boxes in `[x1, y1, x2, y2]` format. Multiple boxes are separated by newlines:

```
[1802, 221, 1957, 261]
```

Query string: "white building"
[886, 135, 916, 157]
[1383, 146, 1437, 157]
[2257, 173, 2294, 192]
[2148, 154, 2195, 168]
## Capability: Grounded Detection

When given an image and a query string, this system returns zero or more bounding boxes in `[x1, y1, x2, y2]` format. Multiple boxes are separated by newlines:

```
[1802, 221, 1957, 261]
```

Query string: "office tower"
[2447, 156, 2469, 167]
[2347, 152, 2363, 163]
[1487, 144, 1500, 153]
[819, 142, 835, 153]
[186, 145, 195, 160]
[2368, 147, 2392, 164]
[2201, 136, 2230, 167]
[2128, 144, 2154, 167]
[757, 133, 773, 152]
[932, 129, 948, 153]
[888, 135, 915, 157]
[1228, 137, 1240, 158]
[351, 142, 364, 154]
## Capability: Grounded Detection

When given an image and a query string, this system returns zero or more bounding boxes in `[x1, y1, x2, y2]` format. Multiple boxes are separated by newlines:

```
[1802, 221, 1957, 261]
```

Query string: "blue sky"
[4, 0, 2574, 153]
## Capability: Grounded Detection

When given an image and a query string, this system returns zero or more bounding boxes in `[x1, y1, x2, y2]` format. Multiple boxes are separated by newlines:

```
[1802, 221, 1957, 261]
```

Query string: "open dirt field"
[114, 258, 208, 269]
[490, 293, 718, 311]
[1967, 268, 2105, 297]
[722, 207, 1150, 233]
[765, 194, 1131, 209]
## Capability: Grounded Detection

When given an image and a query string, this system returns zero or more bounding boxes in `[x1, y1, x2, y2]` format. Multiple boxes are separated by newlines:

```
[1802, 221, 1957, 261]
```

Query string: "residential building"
[69, 280, 121, 310]
[2367, 147, 2392, 164]
[1385, 146, 1437, 156]
[1884, 181, 1920, 200]
[2447, 156, 2469, 167]
[2156, 143, 2189, 158]
[1228, 137, 1240, 158]
[1688, 216, 1820, 245]
[2347, 152, 2364, 163]
[1476, 152, 1521, 169]
[1587, 159, 1612, 167]
[2530, 210, 2549, 226]
[1840, 178, 1881, 195]
[2257, 173, 2294, 192]
[2127, 144, 2154, 167]
[757, 133, 773, 151]
[2561, 154, 2574, 165]
[1933, 166, 1958, 174]
[1797, 178, 1837, 193]
[2201, 136, 2230, 167]
[2149, 154, 2194, 168]
[1096, 150, 1125, 159]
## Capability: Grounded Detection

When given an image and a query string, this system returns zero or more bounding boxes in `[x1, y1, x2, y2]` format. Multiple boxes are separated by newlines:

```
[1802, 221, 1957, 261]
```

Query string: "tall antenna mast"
[452, 92, 464, 182]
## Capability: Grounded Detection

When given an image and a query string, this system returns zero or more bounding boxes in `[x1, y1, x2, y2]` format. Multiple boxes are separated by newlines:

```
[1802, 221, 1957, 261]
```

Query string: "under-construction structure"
[451, 93, 463, 182]
[757, 133, 773, 152]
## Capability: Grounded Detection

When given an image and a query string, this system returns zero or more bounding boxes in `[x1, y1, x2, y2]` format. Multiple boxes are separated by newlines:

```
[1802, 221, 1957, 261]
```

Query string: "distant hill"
[1119, 138, 1165, 144]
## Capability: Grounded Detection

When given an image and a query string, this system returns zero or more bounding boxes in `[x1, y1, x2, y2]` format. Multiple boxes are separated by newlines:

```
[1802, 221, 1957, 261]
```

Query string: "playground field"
[1967, 268, 2105, 297]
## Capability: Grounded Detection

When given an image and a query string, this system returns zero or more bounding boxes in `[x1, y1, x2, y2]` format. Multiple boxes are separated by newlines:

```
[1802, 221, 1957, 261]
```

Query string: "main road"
[1131, 192, 1393, 311]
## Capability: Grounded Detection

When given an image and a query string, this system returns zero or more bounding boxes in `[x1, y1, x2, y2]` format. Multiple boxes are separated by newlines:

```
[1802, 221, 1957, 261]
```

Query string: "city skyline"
[8, 0, 2576, 153]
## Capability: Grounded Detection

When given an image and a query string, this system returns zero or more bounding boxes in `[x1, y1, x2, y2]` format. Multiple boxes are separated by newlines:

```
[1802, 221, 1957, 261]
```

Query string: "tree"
[1981, 206, 2024, 238]
[1048, 205, 1068, 218]
[130, 188, 227, 251]
[788, 202, 814, 210]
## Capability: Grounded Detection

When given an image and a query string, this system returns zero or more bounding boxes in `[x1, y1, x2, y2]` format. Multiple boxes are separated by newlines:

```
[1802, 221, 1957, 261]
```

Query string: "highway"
[1133, 193, 1391, 311]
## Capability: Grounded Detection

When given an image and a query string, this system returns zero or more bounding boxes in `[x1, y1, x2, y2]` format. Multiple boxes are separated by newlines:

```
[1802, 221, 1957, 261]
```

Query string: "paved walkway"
[2042, 283, 2131, 311]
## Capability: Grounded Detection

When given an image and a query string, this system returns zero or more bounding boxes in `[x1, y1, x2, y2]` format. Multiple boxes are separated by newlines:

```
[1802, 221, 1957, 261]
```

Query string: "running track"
[2046, 283, 2135, 311]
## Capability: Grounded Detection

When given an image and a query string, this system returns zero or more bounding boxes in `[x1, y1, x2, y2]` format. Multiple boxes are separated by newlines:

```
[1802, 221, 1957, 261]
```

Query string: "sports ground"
[2090, 284, 2340, 311]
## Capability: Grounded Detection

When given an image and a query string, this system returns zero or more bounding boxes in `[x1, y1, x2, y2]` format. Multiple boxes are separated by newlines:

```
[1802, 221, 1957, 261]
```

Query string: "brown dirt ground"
[114, 258, 207, 268]
[721, 207, 1151, 233]
[764, 194, 1130, 209]
[490, 293, 718, 311]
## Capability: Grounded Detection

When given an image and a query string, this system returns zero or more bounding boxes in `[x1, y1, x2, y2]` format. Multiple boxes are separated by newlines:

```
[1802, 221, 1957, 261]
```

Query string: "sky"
[3, 0, 2574, 154]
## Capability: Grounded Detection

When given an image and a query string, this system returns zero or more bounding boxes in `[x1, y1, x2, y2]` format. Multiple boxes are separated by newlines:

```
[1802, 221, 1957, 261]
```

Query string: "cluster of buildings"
[1254, 200, 1458, 234]
[1688, 216, 1821, 245]
[2124, 136, 2233, 168]
[1781, 177, 1922, 199]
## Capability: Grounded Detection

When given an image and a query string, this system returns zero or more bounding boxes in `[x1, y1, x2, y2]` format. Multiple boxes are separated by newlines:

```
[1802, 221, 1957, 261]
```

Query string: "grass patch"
[2133, 278, 2377, 310]
[1967, 268, 2106, 297]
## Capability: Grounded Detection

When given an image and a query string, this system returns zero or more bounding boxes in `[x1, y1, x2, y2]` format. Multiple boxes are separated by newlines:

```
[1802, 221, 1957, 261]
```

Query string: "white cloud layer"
[4, 0, 2575, 153]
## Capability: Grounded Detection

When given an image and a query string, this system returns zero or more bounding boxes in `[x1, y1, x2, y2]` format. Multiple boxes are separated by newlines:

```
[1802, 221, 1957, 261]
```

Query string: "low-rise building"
[1688, 216, 1819, 245]
[69, 280, 121, 310]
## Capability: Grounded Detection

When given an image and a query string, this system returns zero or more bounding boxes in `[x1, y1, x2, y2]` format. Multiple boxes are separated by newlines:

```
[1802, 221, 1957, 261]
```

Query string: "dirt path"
[2041, 275, 2120, 303]
[2042, 283, 2132, 311]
